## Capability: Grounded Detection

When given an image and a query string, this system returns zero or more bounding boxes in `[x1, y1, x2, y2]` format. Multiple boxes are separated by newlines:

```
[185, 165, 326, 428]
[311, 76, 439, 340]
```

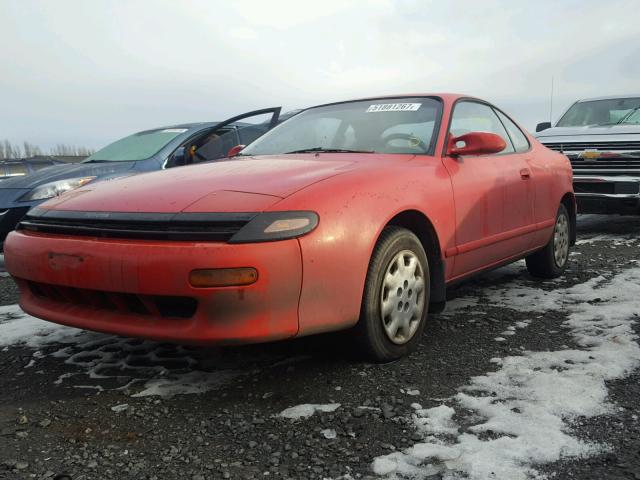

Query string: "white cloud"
[0, 0, 638, 148]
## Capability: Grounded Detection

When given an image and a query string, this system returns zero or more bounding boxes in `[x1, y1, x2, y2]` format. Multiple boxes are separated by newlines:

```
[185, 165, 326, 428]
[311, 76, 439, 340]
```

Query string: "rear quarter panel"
[528, 140, 574, 246]
[271, 156, 456, 336]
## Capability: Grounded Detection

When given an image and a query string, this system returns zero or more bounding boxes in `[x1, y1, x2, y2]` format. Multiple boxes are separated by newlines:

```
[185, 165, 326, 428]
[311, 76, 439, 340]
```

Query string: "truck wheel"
[526, 204, 571, 278]
[355, 227, 430, 362]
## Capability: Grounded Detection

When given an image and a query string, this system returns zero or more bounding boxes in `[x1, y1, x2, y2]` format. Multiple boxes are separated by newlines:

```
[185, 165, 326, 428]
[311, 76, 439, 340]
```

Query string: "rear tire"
[354, 227, 430, 362]
[526, 204, 571, 278]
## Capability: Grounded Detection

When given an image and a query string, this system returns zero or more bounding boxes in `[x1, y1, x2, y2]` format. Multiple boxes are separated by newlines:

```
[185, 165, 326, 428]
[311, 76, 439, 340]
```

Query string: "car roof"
[142, 122, 220, 131]
[307, 93, 473, 110]
[575, 94, 640, 102]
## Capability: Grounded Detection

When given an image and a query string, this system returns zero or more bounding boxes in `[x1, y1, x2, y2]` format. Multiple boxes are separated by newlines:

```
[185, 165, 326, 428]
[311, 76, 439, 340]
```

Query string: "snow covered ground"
[373, 264, 640, 479]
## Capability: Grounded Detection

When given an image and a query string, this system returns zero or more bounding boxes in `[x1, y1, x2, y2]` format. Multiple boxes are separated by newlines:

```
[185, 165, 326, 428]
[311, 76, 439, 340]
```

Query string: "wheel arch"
[560, 192, 577, 246]
[385, 209, 446, 307]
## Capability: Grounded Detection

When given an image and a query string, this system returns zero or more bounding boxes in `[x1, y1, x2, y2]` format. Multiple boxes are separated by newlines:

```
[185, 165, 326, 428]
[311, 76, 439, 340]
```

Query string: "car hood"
[536, 124, 640, 142]
[0, 161, 137, 189]
[41, 156, 357, 213]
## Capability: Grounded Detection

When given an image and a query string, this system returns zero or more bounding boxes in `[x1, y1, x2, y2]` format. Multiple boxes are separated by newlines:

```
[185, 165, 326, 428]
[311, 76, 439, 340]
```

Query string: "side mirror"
[169, 146, 187, 167]
[536, 122, 552, 132]
[447, 132, 506, 157]
[227, 144, 246, 158]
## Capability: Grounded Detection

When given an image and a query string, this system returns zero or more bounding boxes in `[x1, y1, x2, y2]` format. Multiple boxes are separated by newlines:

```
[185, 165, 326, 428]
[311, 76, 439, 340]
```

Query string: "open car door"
[174, 107, 282, 167]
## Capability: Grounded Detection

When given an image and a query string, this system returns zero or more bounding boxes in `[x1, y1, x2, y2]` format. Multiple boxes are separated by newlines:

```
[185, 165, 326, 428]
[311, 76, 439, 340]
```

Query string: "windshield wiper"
[284, 147, 374, 154]
[82, 159, 111, 163]
[616, 107, 640, 125]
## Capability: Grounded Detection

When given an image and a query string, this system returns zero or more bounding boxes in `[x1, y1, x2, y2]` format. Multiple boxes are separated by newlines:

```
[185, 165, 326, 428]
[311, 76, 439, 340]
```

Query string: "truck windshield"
[557, 98, 640, 127]
[84, 128, 186, 162]
[241, 97, 442, 156]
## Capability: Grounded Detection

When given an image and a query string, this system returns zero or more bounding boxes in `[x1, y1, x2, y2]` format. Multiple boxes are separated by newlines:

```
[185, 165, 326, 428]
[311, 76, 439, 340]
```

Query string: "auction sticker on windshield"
[366, 103, 421, 113]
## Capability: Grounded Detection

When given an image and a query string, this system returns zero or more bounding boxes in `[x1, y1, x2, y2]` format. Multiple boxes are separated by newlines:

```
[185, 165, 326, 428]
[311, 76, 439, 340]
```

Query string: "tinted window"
[86, 128, 186, 162]
[495, 110, 530, 153]
[191, 127, 239, 162]
[31, 161, 56, 172]
[242, 97, 442, 156]
[557, 98, 640, 127]
[450, 101, 514, 154]
[5, 163, 29, 176]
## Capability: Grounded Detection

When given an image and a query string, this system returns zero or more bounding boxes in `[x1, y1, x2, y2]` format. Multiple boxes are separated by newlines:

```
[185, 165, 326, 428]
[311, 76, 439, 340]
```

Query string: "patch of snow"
[321, 428, 337, 439]
[111, 403, 129, 413]
[0, 305, 83, 348]
[0, 304, 304, 397]
[575, 234, 637, 246]
[441, 297, 480, 315]
[373, 265, 640, 479]
[133, 370, 240, 397]
[278, 403, 341, 419]
[413, 405, 458, 436]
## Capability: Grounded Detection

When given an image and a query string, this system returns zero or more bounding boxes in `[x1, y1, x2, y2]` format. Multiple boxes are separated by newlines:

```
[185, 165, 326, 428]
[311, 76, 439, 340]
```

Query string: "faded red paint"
[4, 94, 573, 344]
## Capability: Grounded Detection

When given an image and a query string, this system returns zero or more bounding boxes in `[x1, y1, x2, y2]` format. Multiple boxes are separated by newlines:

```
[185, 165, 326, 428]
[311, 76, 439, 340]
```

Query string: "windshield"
[556, 98, 640, 127]
[241, 97, 442, 156]
[85, 128, 187, 162]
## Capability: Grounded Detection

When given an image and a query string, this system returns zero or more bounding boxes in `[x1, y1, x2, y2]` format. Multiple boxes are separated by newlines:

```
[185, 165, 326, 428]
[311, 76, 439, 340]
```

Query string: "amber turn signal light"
[189, 268, 258, 288]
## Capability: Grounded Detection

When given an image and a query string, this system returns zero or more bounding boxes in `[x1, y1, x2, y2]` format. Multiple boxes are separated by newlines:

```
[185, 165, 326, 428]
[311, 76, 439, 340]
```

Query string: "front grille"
[574, 181, 639, 195]
[17, 209, 257, 242]
[544, 141, 640, 152]
[574, 183, 615, 195]
[569, 157, 640, 172]
[28, 281, 197, 319]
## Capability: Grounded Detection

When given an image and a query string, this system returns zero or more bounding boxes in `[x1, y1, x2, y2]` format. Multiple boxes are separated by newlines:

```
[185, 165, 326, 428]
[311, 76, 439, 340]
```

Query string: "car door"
[193, 107, 282, 162]
[165, 107, 282, 168]
[442, 100, 535, 278]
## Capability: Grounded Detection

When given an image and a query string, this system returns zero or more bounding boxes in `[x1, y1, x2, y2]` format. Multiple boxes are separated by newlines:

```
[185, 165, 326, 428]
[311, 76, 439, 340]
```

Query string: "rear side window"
[495, 110, 530, 153]
[5, 163, 29, 176]
[450, 101, 515, 154]
[31, 161, 55, 172]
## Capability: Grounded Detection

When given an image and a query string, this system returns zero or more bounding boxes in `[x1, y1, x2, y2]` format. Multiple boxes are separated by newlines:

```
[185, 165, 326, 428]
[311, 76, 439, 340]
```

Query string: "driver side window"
[450, 101, 515, 154]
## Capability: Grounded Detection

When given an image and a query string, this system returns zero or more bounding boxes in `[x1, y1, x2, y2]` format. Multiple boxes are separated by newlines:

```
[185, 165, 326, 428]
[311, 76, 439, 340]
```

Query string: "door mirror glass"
[536, 122, 552, 132]
[447, 132, 506, 156]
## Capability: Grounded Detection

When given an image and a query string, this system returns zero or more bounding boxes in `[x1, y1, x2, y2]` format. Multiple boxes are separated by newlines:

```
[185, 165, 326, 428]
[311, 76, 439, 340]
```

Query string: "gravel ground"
[1, 214, 639, 480]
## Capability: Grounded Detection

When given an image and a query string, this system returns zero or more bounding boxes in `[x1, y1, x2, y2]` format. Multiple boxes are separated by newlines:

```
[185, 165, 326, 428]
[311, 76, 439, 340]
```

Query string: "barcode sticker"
[366, 103, 421, 113]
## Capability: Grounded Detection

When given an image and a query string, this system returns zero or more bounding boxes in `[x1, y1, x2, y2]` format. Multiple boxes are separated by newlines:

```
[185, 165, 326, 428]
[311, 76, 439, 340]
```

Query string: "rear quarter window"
[495, 110, 530, 153]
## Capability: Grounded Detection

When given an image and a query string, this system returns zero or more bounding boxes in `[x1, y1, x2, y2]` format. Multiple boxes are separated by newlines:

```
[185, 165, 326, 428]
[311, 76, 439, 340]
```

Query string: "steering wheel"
[381, 133, 428, 152]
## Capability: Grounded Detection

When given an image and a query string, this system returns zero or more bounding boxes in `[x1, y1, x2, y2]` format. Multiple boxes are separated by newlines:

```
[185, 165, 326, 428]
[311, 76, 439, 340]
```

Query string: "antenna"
[549, 76, 554, 125]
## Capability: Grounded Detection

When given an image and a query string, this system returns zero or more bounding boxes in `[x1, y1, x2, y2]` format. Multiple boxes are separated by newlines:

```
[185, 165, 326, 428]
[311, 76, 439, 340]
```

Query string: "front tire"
[526, 204, 571, 278]
[355, 227, 430, 362]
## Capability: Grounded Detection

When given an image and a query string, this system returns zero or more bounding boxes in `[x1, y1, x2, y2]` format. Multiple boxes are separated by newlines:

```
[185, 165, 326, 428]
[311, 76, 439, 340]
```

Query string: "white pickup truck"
[535, 95, 640, 214]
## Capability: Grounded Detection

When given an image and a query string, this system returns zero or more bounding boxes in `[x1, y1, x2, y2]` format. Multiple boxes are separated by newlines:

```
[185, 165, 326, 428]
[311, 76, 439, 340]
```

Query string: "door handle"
[520, 168, 531, 180]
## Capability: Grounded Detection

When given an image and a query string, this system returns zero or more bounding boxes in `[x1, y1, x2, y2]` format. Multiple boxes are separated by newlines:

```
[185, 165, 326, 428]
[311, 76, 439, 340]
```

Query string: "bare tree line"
[0, 139, 94, 160]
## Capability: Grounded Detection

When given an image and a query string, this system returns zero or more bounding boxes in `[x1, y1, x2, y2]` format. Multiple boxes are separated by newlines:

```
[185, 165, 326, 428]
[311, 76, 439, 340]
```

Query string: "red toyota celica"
[5, 94, 574, 361]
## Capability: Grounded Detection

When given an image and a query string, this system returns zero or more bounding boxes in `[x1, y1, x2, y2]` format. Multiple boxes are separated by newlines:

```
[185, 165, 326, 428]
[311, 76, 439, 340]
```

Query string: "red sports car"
[5, 94, 574, 361]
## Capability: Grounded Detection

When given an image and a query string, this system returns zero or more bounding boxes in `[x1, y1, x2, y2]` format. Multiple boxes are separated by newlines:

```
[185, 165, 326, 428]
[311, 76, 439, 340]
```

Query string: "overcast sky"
[1, 0, 638, 150]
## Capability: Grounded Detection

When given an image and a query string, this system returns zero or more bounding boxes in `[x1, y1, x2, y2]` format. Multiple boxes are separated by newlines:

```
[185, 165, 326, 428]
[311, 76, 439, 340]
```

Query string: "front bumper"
[573, 175, 640, 214]
[4, 230, 302, 344]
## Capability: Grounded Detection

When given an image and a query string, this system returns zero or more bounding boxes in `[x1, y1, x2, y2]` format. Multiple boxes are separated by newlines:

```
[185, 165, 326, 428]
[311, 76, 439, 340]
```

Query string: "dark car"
[0, 107, 288, 248]
[0, 158, 67, 181]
